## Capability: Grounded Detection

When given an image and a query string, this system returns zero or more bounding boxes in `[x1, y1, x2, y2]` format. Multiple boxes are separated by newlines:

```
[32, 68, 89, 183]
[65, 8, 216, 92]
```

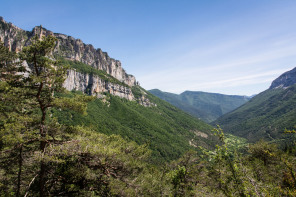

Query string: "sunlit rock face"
[64, 69, 135, 101]
[53, 32, 137, 87]
[0, 17, 137, 100]
[269, 67, 296, 89]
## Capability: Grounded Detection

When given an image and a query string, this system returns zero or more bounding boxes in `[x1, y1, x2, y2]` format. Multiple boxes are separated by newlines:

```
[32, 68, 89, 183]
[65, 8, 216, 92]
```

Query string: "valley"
[1, 12, 296, 196]
[149, 89, 250, 123]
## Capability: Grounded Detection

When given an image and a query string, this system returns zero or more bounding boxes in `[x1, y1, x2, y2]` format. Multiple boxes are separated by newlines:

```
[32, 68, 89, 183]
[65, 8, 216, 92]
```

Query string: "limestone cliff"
[64, 69, 134, 100]
[0, 17, 30, 52]
[0, 17, 141, 101]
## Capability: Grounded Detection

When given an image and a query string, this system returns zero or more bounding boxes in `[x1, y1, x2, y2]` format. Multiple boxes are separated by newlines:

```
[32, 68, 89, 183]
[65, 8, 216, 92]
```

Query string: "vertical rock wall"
[64, 69, 135, 100]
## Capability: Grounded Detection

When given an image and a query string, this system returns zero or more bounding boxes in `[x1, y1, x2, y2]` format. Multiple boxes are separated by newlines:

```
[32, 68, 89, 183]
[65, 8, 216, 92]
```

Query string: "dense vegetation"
[149, 89, 250, 123]
[0, 35, 163, 196]
[214, 86, 296, 142]
[1, 35, 296, 196]
[52, 88, 216, 163]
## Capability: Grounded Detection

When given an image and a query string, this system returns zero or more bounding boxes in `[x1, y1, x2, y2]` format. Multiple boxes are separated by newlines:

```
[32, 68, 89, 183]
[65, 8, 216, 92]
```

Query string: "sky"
[1, 0, 296, 96]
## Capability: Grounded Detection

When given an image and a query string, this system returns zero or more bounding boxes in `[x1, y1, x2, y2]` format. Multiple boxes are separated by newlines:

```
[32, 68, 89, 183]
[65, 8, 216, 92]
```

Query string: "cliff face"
[269, 67, 296, 89]
[0, 17, 30, 52]
[0, 17, 138, 100]
[64, 69, 134, 100]
[54, 33, 136, 87]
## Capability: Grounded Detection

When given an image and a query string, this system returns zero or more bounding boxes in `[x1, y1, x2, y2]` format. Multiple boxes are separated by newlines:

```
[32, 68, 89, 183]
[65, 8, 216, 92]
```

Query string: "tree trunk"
[39, 140, 46, 196]
[16, 145, 23, 197]
[39, 107, 47, 197]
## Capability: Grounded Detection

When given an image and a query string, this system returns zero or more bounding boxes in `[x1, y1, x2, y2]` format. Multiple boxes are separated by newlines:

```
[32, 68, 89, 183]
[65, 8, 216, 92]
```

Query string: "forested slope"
[215, 83, 296, 142]
[53, 87, 215, 163]
[150, 89, 250, 122]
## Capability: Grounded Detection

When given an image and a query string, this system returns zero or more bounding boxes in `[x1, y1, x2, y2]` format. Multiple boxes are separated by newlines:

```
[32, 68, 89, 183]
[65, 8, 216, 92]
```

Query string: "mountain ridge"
[149, 89, 250, 123]
[215, 67, 296, 142]
[0, 17, 141, 101]
[269, 67, 296, 90]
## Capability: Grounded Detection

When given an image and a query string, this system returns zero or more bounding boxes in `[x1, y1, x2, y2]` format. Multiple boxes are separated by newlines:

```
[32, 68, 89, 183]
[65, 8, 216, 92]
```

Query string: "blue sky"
[1, 0, 296, 96]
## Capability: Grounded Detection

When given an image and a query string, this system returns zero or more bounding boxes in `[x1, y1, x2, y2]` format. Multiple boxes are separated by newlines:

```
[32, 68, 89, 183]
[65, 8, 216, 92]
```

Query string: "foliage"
[131, 85, 145, 99]
[204, 127, 250, 196]
[166, 150, 205, 197]
[1, 36, 91, 196]
[0, 38, 34, 196]
[34, 126, 155, 196]
[196, 127, 296, 196]
[52, 89, 216, 164]
[224, 133, 248, 152]
[168, 165, 188, 196]
[248, 139, 278, 166]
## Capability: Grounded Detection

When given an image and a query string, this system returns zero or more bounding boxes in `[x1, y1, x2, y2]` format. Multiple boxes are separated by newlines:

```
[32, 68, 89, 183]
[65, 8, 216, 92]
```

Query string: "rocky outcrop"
[54, 33, 136, 87]
[138, 95, 157, 107]
[270, 67, 296, 89]
[64, 70, 135, 100]
[0, 17, 136, 87]
[0, 17, 30, 52]
[0, 17, 141, 101]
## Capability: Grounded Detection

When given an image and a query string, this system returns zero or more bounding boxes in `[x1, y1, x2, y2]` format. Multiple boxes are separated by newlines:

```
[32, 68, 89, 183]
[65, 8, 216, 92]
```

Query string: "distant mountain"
[270, 67, 296, 89]
[215, 67, 296, 142]
[149, 89, 250, 123]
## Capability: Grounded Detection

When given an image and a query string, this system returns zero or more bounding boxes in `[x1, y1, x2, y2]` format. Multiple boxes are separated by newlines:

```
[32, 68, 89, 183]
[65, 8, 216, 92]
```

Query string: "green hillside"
[214, 84, 296, 142]
[149, 89, 250, 123]
[53, 87, 216, 164]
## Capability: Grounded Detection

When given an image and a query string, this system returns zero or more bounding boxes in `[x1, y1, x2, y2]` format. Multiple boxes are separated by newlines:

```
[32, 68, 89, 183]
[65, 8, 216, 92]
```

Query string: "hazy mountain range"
[149, 89, 250, 123]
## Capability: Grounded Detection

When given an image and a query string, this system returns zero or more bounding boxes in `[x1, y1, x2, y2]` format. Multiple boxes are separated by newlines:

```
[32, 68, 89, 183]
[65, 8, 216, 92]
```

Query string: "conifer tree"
[1, 34, 155, 196]
[0, 39, 28, 196]
[20, 34, 66, 196]
[0, 35, 89, 196]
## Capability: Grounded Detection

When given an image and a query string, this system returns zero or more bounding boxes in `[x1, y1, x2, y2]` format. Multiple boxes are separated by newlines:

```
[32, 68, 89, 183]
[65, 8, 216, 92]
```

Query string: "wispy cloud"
[137, 40, 296, 95]
[138, 67, 292, 94]
[186, 69, 290, 89]
[135, 18, 296, 95]
[128, 2, 296, 96]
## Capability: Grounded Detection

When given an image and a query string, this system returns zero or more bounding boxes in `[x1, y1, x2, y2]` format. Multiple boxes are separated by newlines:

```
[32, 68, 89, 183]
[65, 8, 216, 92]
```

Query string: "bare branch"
[24, 174, 38, 197]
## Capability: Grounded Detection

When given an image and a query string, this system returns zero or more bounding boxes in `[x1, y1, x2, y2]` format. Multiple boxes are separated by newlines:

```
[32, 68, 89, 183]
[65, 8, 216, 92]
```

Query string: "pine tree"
[20, 34, 66, 196]
[1, 34, 154, 196]
[0, 35, 89, 196]
[0, 39, 28, 196]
